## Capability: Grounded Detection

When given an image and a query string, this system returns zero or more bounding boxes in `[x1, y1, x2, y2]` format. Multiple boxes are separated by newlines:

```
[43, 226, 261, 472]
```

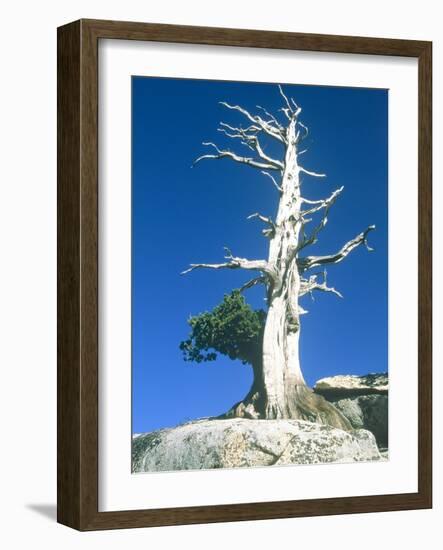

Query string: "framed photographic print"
[57, 19, 432, 530]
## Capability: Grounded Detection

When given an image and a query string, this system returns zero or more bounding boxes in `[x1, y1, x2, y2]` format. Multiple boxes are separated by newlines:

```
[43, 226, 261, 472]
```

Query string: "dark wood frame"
[57, 18, 432, 531]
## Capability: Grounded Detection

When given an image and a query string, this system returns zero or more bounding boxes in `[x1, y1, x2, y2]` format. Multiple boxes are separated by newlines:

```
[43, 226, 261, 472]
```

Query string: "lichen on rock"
[132, 418, 382, 473]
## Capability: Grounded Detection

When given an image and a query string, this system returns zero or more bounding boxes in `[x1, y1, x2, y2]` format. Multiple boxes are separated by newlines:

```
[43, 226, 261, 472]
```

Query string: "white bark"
[260, 170, 282, 192]
[299, 225, 376, 271]
[261, 295, 288, 418]
[193, 142, 281, 172]
[181, 248, 278, 283]
[299, 271, 343, 299]
[183, 87, 374, 424]
[285, 329, 306, 385]
[218, 101, 286, 143]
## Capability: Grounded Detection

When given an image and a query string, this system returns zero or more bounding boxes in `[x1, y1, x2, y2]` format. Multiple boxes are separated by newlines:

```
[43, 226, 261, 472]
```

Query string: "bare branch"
[239, 276, 267, 292]
[297, 121, 309, 140]
[247, 212, 275, 227]
[301, 186, 344, 217]
[301, 186, 344, 207]
[182, 248, 277, 281]
[217, 127, 255, 151]
[193, 142, 281, 171]
[277, 85, 302, 118]
[278, 85, 293, 113]
[217, 123, 284, 169]
[297, 187, 344, 252]
[279, 107, 291, 121]
[255, 105, 282, 129]
[217, 127, 245, 140]
[219, 102, 286, 143]
[299, 271, 343, 299]
[247, 212, 276, 238]
[218, 121, 261, 135]
[290, 97, 300, 111]
[252, 138, 284, 169]
[299, 166, 327, 178]
[298, 225, 376, 271]
[261, 170, 282, 192]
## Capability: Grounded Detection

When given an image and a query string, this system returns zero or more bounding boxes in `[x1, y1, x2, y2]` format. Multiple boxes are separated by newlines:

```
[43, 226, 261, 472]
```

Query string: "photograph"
[131, 77, 389, 473]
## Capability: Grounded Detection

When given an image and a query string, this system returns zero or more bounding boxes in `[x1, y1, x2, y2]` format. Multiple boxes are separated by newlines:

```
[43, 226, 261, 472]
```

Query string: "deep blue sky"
[132, 77, 388, 434]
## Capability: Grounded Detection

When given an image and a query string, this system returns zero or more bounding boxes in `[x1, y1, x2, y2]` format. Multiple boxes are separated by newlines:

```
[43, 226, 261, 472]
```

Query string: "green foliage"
[179, 290, 266, 366]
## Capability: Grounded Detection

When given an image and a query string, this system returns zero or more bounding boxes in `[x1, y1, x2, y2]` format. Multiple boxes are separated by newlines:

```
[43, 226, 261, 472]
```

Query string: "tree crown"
[179, 290, 265, 366]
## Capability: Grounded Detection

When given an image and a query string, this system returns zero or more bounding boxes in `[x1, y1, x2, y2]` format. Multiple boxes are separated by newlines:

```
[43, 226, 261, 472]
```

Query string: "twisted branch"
[193, 142, 281, 171]
[298, 186, 344, 251]
[299, 270, 343, 299]
[298, 225, 376, 271]
[239, 276, 267, 292]
[219, 101, 286, 144]
[255, 105, 283, 129]
[247, 212, 276, 238]
[182, 247, 278, 282]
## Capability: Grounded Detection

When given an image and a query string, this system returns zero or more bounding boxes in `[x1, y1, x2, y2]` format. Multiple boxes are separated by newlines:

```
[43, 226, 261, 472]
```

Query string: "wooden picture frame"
[57, 18, 432, 530]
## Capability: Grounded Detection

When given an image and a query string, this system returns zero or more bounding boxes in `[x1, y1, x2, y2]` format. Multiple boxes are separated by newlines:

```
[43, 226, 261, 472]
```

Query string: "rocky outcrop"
[132, 418, 382, 473]
[314, 373, 388, 399]
[314, 373, 388, 448]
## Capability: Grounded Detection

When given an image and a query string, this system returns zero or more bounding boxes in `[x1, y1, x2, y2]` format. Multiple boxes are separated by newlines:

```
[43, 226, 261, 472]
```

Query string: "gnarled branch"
[298, 225, 376, 271]
[193, 142, 281, 172]
[247, 212, 277, 238]
[301, 186, 344, 216]
[247, 212, 275, 227]
[299, 270, 343, 299]
[278, 85, 301, 118]
[217, 125, 284, 168]
[219, 101, 286, 144]
[239, 275, 267, 292]
[298, 186, 344, 251]
[182, 247, 278, 281]
[255, 105, 283, 129]
[251, 137, 284, 169]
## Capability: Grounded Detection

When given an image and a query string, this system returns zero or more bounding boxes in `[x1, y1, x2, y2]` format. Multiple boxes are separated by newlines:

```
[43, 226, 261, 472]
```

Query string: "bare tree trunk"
[256, 116, 350, 429]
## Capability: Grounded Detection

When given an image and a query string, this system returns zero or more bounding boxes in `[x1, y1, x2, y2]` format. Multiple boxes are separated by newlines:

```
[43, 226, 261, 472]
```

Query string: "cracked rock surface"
[132, 418, 381, 473]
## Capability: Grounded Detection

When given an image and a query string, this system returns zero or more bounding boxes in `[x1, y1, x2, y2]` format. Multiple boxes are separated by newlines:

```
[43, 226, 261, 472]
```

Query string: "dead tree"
[183, 86, 375, 428]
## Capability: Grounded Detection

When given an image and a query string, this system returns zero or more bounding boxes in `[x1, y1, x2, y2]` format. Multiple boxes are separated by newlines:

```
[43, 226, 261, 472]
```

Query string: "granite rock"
[132, 418, 382, 473]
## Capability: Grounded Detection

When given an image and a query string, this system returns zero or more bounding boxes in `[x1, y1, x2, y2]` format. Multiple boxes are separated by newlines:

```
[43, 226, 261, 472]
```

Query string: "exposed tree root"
[219, 383, 352, 431]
